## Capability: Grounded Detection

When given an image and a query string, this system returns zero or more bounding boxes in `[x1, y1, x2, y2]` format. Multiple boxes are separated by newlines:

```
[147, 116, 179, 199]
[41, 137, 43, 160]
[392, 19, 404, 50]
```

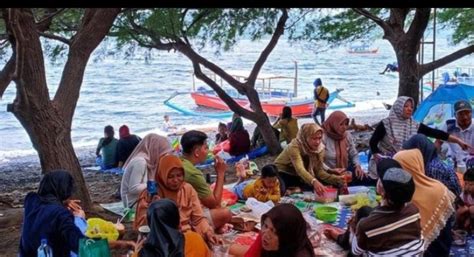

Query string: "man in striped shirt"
[352, 161, 424, 256]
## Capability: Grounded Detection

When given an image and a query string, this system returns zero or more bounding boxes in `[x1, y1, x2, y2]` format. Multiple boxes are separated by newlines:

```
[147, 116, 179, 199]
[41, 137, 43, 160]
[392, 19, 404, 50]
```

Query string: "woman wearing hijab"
[322, 111, 374, 185]
[243, 203, 315, 257]
[368, 96, 468, 178]
[274, 123, 344, 195]
[403, 134, 462, 195]
[116, 125, 142, 168]
[20, 170, 135, 257]
[120, 133, 173, 208]
[273, 106, 299, 144]
[394, 149, 456, 257]
[96, 125, 119, 170]
[138, 199, 210, 257]
[229, 115, 251, 156]
[134, 155, 220, 245]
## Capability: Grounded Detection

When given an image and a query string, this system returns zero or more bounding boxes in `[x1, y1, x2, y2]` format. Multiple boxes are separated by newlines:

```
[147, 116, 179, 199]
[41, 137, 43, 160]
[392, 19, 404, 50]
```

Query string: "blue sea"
[0, 37, 472, 164]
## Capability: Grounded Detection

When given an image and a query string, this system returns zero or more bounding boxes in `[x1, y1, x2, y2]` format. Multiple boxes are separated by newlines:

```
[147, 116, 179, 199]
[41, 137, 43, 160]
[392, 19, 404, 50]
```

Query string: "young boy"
[324, 206, 374, 254]
[233, 164, 281, 203]
[456, 167, 474, 231]
[352, 162, 423, 256]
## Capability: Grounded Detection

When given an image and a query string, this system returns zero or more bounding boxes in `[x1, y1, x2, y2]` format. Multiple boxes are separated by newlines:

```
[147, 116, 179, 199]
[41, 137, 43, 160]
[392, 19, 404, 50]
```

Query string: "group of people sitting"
[96, 125, 141, 171]
[19, 97, 474, 256]
[214, 106, 300, 156]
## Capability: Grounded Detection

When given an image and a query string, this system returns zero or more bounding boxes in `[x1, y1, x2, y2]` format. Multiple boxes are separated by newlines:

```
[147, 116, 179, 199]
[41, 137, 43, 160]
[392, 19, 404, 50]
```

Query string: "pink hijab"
[123, 133, 173, 178]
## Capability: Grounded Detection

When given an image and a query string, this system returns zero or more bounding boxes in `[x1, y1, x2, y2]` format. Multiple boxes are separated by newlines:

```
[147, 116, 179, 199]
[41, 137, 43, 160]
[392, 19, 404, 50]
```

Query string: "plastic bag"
[85, 218, 119, 241]
[79, 238, 111, 257]
[210, 183, 238, 207]
[213, 140, 230, 155]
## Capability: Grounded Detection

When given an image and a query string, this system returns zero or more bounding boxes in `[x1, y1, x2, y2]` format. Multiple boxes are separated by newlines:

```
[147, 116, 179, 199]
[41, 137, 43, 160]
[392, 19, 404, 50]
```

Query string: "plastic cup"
[453, 230, 468, 246]
[458, 162, 467, 174]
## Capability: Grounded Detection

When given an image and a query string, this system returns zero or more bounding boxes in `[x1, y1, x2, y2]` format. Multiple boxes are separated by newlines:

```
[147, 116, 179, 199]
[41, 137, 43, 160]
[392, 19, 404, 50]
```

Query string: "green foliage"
[113, 8, 282, 54]
[438, 8, 474, 44]
[288, 8, 385, 47]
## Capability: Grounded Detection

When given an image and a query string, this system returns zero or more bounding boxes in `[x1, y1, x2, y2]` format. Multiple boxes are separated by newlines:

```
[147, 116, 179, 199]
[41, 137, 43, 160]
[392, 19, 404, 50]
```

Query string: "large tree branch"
[191, 60, 256, 119]
[0, 53, 15, 98]
[247, 9, 287, 87]
[35, 8, 64, 31]
[175, 42, 246, 93]
[406, 8, 431, 51]
[353, 8, 392, 36]
[38, 31, 71, 45]
[420, 45, 474, 76]
[54, 8, 120, 124]
[388, 8, 410, 30]
[8, 8, 50, 105]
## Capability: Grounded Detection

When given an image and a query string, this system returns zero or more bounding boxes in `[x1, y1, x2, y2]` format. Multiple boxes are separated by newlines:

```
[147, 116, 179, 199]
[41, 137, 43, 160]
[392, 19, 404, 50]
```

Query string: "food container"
[314, 206, 338, 223]
[347, 186, 370, 195]
[344, 171, 353, 184]
[314, 187, 338, 203]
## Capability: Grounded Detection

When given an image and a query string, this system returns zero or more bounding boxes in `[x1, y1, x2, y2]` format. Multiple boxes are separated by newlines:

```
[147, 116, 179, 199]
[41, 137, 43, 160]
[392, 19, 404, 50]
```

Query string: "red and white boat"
[165, 62, 355, 118]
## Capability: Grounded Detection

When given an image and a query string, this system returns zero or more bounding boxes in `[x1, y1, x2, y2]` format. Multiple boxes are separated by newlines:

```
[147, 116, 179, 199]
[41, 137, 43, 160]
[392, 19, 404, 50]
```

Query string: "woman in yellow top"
[136, 199, 211, 257]
[274, 123, 345, 195]
[233, 164, 281, 203]
[273, 106, 299, 144]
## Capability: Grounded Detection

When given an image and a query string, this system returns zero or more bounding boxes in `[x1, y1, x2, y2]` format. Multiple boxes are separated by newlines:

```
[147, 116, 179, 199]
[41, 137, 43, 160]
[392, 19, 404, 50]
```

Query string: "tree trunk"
[9, 100, 92, 208]
[396, 49, 421, 107]
[247, 89, 282, 155]
[6, 8, 120, 210]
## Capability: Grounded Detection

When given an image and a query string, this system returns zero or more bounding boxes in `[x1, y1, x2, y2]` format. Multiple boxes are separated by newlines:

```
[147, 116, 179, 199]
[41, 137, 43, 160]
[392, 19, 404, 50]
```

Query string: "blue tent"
[413, 83, 474, 128]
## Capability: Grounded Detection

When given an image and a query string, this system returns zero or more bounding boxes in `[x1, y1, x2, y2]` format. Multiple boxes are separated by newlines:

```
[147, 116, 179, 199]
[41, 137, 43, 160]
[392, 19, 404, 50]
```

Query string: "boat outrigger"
[164, 62, 355, 118]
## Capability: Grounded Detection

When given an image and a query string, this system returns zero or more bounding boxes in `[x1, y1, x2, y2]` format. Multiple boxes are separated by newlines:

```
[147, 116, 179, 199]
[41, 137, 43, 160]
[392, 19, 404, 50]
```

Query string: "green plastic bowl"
[314, 206, 338, 223]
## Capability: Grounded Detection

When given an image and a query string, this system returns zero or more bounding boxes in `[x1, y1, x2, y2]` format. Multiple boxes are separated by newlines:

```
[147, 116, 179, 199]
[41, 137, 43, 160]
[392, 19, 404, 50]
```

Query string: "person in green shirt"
[95, 125, 118, 170]
[180, 130, 232, 232]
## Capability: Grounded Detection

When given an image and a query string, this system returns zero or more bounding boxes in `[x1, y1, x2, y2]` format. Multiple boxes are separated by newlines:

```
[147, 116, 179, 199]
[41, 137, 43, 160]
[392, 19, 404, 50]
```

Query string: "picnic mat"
[450, 234, 474, 257]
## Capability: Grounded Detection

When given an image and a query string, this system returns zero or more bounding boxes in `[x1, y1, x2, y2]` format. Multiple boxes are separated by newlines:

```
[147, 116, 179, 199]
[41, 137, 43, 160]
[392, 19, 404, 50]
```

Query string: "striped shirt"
[352, 203, 424, 256]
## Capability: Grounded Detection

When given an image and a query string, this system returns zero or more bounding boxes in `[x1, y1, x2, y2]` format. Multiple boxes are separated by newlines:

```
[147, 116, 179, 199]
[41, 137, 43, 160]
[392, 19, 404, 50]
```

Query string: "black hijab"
[38, 170, 74, 205]
[261, 204, 315, 257]
[139, 199, 185, 257]
[402, 134, 437, 167]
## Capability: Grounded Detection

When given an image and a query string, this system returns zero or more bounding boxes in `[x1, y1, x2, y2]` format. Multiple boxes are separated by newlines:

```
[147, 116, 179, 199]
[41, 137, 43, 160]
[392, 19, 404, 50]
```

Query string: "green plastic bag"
[79, 238, 111, 257]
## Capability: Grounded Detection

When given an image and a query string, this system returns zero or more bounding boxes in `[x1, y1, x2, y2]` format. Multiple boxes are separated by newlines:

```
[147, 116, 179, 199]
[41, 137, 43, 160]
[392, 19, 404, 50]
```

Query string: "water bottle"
[37, 238, 53, 257]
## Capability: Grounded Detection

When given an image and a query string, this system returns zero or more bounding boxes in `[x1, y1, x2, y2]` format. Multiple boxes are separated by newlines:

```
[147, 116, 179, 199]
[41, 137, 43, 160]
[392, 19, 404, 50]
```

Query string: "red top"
[229, 130, 251, 156]
[244, 233, 262, 257]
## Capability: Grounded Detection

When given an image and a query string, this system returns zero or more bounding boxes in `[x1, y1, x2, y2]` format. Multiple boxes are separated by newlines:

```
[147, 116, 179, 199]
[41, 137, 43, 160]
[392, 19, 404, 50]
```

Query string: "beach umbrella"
[413, 83, 474, 129]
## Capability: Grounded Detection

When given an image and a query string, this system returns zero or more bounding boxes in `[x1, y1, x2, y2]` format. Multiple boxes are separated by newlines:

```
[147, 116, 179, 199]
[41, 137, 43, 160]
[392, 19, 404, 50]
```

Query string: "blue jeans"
[312, 107, 326, 125]
[96, 156, 114, 171]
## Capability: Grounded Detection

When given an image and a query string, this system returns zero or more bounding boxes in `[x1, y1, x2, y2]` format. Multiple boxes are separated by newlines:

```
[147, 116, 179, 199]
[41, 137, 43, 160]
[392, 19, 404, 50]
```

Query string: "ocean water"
[0, 37, 472, 164]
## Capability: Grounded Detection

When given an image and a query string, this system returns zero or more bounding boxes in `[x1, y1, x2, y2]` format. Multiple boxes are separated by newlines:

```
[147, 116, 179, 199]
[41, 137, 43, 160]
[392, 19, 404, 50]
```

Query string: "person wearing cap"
[368, 96, 470, 179]
[438, 99, 474, 164]
[394, 149, 456, 257]
[312, 78, 329, 125]
[352, 159, 424, 256]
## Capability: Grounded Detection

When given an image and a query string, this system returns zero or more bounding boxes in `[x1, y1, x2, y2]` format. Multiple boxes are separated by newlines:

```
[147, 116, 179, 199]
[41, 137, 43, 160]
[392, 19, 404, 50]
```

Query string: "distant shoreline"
[0, 110, 386, 172]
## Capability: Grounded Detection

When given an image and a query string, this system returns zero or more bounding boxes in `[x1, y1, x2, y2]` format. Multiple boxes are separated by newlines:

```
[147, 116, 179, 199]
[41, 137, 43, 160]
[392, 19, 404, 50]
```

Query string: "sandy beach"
[0, 111, 385, 256]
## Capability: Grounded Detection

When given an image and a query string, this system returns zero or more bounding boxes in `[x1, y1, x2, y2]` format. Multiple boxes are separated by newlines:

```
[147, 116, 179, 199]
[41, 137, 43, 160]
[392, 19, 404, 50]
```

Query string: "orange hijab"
[322, 111, 349, 168]
[155, 154, 185, 203]
[394, 149, 455, 247]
